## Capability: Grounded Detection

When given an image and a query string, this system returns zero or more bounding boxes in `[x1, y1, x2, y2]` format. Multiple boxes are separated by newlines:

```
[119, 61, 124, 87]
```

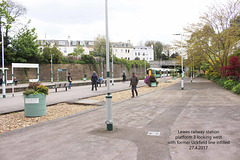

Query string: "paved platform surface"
[0, 78, 239, 160]
[0, 77, 171, 114]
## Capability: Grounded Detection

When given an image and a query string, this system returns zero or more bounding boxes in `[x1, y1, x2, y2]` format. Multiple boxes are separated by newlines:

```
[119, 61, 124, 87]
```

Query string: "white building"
[133, 46, 154, 62]
[38, 39, 154, 62]
[112, 42, 134, 60]
[38, 39, 95, 56]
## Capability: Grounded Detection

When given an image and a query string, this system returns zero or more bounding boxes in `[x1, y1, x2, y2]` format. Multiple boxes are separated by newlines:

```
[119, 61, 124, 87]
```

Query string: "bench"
[55, 83, 68, 92]
[29, 79, 39, 82]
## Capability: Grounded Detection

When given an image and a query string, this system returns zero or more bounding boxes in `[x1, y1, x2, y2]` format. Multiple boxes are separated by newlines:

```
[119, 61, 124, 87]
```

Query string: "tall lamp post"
[105, 0, 113, 131]
[51, 54, 53, 83]
[112, 45, 114, 85]
[174, 33, 184, 90]
[1, 25, 6, 98]
[144, 60, 146, 78]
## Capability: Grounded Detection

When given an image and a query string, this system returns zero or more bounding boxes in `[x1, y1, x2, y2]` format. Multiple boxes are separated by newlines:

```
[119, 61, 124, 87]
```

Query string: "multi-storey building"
[133, 46, 154, 62]
[38, 39, 94, 56]
[112, 41, 134, 60]
[38, 38, 154, 62]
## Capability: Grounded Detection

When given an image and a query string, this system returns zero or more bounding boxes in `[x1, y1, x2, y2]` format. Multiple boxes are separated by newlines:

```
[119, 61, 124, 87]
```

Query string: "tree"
[222, 56, 240, 80]
[145, 41, 163, 60]
[0, 0, 26, 64]
[170, 52, 179, 59]
[69, 44, 84, 58]
[184, 0, 240, 75]
[163, 44, 171, 60]
[41, 44, 63, 64]
[135, 57, 140, 60]
[4, 0, 26, 42]
[11, 23, 41, 63]
[93, 35, 112, 58]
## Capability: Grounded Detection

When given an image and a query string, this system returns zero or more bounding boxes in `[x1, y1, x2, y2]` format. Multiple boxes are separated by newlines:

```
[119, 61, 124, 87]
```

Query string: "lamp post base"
[181, 79, 184, 90]
[107, 123, 113, 131]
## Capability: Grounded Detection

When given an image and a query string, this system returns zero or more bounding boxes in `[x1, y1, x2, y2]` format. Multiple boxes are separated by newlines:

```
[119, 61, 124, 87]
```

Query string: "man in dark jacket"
[122, 72, 126, 82]
[68, 73, 72, 89]
[129, 72, 138, 98]
[91, 71, 98, 91]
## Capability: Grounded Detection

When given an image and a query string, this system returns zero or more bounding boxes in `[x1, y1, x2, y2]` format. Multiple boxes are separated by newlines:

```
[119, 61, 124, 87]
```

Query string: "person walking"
[67, 73, 72, 89]
[91, 71, 98, 91]
[122, 72, 126, 82]
[129, 72, 138, 98]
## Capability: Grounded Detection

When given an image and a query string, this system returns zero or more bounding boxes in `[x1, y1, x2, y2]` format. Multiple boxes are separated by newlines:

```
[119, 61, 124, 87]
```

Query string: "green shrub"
[149, 75, 157, 82]
[23, 83, 49, 95]
[197, 73, 205, 78]
[214, 78, 226, 87]
[74, 60, 86, 64]
[37, 85, 49, 95]
[223, 80, 234, 90]
[232, 83, 240, 95]
[23, 89, 38, 95]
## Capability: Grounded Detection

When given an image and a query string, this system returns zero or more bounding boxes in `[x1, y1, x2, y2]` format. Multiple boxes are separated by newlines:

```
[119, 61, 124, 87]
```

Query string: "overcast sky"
[14, 0, 226, 45]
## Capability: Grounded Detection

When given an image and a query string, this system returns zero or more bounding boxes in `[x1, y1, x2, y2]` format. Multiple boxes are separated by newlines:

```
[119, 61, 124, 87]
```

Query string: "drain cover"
[147, 131, 160, 136]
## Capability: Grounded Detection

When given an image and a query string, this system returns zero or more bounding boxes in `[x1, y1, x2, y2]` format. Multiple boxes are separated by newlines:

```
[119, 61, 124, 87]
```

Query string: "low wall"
[3, 64, 146, 83]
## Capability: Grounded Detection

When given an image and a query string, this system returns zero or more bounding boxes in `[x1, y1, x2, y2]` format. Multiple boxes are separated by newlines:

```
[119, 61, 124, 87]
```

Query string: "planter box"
[151, 82, 157, 87]
[24, 94, 46, 117]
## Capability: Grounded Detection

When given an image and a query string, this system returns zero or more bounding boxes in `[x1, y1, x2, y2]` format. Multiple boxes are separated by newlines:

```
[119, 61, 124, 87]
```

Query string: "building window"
[128, 57, 130, 60]
[143, 53, 145, 56]
[128, 50, 130, 53]
[135, 52, 137, 56]
[121, 49, 123, 52]
[125, 49, 127, 53]
[59, 41, 66, 45]
[115, 49, 117, 52]
[138, 52, 140, 56]
[143, 58, 145, 60]
[72, 41, 77, 45]
[64, 48, 67, 53]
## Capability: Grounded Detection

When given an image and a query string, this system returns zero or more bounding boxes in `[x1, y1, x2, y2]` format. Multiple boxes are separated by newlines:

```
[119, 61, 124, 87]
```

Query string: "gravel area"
[87, 78, 180, 102]
[0, 78, 180, 134]
[0, 104, 97, 134]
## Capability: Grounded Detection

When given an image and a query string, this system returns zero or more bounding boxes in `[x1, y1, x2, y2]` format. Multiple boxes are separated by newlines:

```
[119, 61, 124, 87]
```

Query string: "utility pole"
[1, 25, 6, 98]
[181, 33, 184, 90]
[101, 58, 103, 78]
[112, 45, 114, 85]
[144, 60, 146, 78]
[105, 0, 113, 131]
[191, 58, 193, 83]
[173, 33, 184, 90]
[51, 54, 53, 83]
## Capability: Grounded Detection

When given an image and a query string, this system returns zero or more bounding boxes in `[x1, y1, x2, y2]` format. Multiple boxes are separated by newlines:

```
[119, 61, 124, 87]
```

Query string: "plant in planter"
[23, 82, 49, 117]
[144, 76, 151, 87]
[83, 73, 87, 81]
[145, 75, 158, 87]
[149, 75, 158, 87]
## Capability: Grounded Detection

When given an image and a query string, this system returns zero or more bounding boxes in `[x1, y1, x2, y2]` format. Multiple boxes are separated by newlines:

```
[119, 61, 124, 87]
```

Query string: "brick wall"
[3, 64, 146, 83]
